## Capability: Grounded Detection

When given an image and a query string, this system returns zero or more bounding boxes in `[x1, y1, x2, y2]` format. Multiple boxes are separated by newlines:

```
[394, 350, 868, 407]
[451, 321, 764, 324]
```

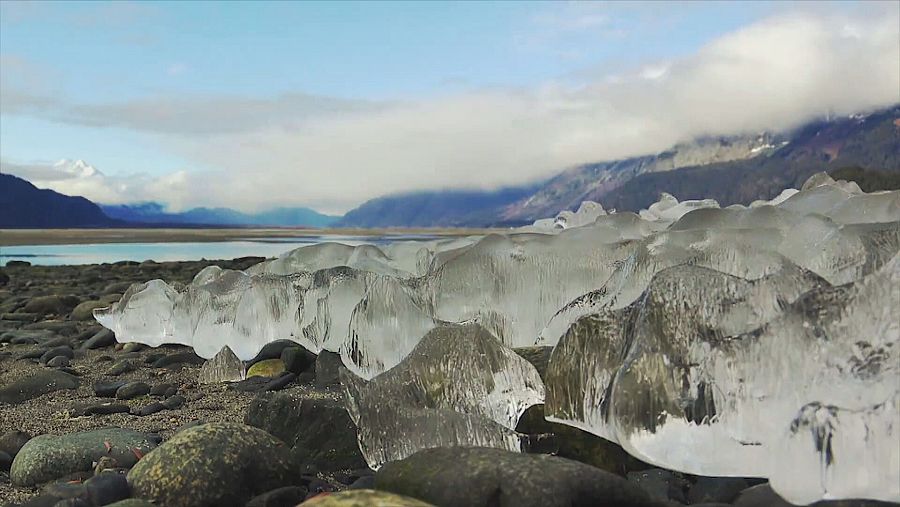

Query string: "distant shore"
[0, 227, 497, 247]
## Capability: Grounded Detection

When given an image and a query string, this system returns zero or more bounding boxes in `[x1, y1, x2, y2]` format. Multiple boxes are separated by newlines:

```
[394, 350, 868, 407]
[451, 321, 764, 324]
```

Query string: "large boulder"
[0, 369, 80, 404]
[245, 389, 367, 472]
[127, 422, 299, 507]
[10, 428, 160, 486]
[375, 447, 667, 507]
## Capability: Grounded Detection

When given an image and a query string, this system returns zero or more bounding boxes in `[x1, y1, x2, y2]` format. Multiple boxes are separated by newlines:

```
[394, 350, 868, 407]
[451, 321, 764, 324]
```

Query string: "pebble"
[46, 355, 70, 367]
[106, 360, 136, 376]
[116, 381, 151, 400]
[0, 430, 32, 457]
[0, 369, 80, 404]
[84, 472, 131, 506]
[149, 382, 177, 397]
[81, 328, 116, 349]
[93, 380, 128, 398]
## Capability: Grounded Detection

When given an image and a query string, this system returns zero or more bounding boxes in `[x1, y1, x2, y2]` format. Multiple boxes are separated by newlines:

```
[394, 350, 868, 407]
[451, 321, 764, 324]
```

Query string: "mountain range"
[3, 104, 898, 229]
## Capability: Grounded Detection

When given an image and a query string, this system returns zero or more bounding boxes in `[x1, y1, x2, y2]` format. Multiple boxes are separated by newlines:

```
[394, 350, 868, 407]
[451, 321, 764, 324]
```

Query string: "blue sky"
[1, 1, 897, 212]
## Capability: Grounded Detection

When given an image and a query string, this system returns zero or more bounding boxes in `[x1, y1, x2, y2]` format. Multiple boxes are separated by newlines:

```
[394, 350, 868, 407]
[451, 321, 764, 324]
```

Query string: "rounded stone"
[127, 422, 298, 507]
[246, 359, 285, 378]
[301, 490, 434, 506]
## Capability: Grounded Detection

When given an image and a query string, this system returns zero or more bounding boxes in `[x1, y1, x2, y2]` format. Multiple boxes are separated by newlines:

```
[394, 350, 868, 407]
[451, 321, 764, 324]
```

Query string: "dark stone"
[687, 477, 750, 504]
[40, 345, 75, 364]
[0, 369, 80, 404]
[0, 269, 8, 285]
[84, 472, 131, 506]
[249, 339, 299, 364]
[23, 295, 80, 316]
[18, 494, 62, 507]
[228, 376, 272, 393]
[18, 349, 48, 360]
[53, 499, 91, 507]
[348, 475, 376, 490]
[0, 430, 32, 457]
[42, 336, 74, 348]
[116, 382, 151, 400]
[315, 350, 342, 386]
[5, 260, 31, 267]
[281, 346, 317, 374]
[1, 312, 39, 322]
[627, 469, 690, 504]
[24, 320, 79, 335]
[731, 483, 897, 507]
[136, 402, 166, 416]
[44, 480, 88, 499]
[162, 395, 186, 409]
[245, 486, 310, 507]
[516, 404, 647, 475]
[245, 390, 368, 472]
[152, 351, 204, 369]
[0, 450, 12, 471]
[47, 355, 70, 368]
[149, 382, 177, 397]
[71, 300, 105, 321]
[93, 380, 128, 398]
[10, 427, 160, 486]
[82, 329, 116, 350]
[376, 447, 666, 507]
[70, 401, 131, 417]
[512, 346, 553, 381]
[106, 360, 137, 376]
[103, 500, 157, 507]
[102, 281, 134, 295]
[127, 422, 300, 507]
[265, 372, 297, 391]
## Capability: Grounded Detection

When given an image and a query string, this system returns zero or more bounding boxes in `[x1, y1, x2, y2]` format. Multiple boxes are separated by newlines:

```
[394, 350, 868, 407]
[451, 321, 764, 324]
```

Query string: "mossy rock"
[303, 490, 434, 506]
[127, 422, 298, 507]
[246, 359, 285, 378]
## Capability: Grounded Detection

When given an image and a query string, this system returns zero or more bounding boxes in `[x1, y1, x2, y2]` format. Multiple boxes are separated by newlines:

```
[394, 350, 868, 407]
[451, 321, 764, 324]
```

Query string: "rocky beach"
[1, 259, 897, 507]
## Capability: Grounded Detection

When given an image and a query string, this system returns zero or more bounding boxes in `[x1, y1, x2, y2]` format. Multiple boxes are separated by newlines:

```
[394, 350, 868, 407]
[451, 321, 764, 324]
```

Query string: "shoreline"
[0, 227, 497, 247]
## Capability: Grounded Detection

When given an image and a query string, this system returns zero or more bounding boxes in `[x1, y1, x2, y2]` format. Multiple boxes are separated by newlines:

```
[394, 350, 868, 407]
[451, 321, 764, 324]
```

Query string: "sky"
[1, 1, 898, 214]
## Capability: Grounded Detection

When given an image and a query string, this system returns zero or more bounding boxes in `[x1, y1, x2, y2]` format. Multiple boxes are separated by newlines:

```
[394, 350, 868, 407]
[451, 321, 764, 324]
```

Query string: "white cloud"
[2, 7, 898, 214]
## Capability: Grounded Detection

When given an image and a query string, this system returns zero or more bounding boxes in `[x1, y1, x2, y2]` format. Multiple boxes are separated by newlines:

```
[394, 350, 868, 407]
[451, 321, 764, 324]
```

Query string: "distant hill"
[101, 202, 338, 228]
[335, 185, 542, 228]
[599, 105, 900, 213]
[0, 173, 119, 228]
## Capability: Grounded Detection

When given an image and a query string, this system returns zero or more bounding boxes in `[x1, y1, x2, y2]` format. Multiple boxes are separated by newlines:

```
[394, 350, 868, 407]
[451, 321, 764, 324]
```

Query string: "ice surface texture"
[94, 173, 900, 503]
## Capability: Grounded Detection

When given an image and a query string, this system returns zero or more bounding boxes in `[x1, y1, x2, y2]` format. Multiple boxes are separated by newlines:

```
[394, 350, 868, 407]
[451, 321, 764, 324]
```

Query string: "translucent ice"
[341, 323, 543, 468]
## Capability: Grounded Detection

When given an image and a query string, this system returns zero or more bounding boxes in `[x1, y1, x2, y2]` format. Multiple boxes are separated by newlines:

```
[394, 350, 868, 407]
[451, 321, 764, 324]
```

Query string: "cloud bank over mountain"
[2, 6, 898, 214]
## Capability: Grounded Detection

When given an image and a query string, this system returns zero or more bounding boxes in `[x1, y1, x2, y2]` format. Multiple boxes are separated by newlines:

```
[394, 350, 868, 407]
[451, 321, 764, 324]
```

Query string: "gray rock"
[1, 329, 55, 344]
[245, 390, 367, 472]
[103, 500, 156, 507]
[198, 345, 245, 384]
[136, 402, 166, 416]
[152, 351, 204, 369]
[23, 320, 79, 335]
[102, 281, 134, 295]
[149, 382, 177, 397]
[40, 346, 74, 365]
[245, 486, 309, 507]
[93, 380, 128, 398]
[23, 295, 80, 317]
[71, 300, 105, 321]
[627, 468, 689, 504]
[376, 447, 667, 507]
[46, 356, 71, 368]
[687, 477, 750, 504]
[315, 350, 342, 386]
[10, 427, 160, 486]
[84, 472, 131, 506]
[162, 395, 186, 410]
[70, 401, 131, 417]
[127, 422, 300, 507]
[249, 339, 298, 365]
[116, 382, 151, 400]
[106, 360, 136, 376]
[0, 312, 39, 322]
[0, 450, 12, 472]
[82, 329, 116, 350]
[0, 369, 80, 404]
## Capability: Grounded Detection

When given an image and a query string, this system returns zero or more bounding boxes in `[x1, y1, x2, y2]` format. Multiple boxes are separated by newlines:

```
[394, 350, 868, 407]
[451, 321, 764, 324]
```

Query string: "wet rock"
[302, 490, 435, 506]
[127, 422, 299, 507]
[198, 346, 245, 384]
[136, 402, 166, 416]
[81, 329, 116, 350]
[249, 340, 299, 364]
[245, 391, 367, 472]
[245, 486, 309, 507]
[246, 358, 285, 378]
[376, 447, 666, 507]
[0, 369, 80, 404]
[94, 380, 128, 398]
[23, 295, 80, 317]
[227, 376, 273, 393]
[10, 427, 160, 486]
[116, 381, 151, 400]
[149, 382, 177, 397]
[162, 395, 186, 409]
[281, 346, 316, 374]
[70, 401, 131, 417]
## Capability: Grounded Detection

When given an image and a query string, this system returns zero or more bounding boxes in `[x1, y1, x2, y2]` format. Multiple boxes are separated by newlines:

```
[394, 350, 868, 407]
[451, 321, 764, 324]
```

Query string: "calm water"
[1, 235, 442, 266]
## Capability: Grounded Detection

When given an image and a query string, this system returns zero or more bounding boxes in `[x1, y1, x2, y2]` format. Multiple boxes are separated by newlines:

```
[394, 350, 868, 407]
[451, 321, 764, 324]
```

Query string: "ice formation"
[94, 172, 900, 504]
[341, 323, 544, 468]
